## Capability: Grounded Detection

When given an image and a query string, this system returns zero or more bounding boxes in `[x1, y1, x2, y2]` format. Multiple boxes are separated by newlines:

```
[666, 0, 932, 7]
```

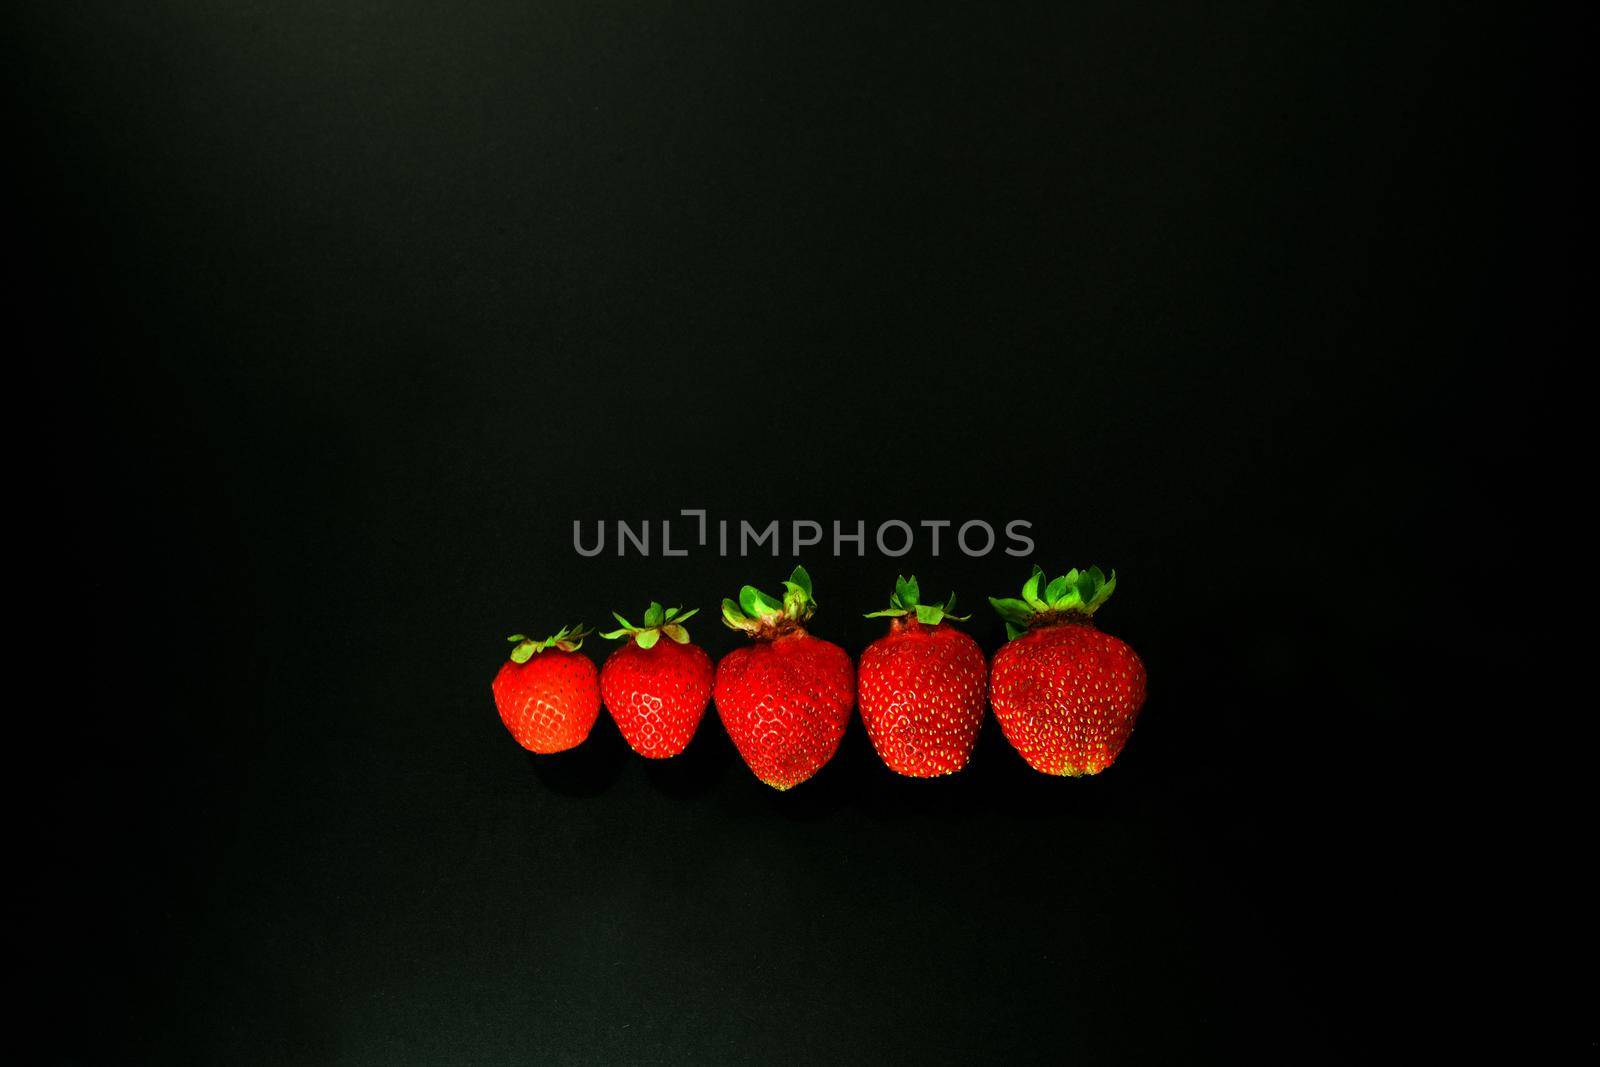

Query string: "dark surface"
[18, 3, 1561, 1062]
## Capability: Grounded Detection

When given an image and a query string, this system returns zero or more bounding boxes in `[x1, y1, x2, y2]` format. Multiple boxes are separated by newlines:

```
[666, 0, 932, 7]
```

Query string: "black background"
[16, 3, 1566, 1062]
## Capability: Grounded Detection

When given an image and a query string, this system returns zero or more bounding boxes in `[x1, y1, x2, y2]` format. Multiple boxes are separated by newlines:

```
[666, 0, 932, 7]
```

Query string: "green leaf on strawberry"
[1022, 566, 1046, 610]
[506, 624, 592, 662]
[600, 602, 699, 648]
[989, 564, 1119, 639]
[723, 566, 819, 638]
[988, 598, 1033, 624]
[863, 574, 970, 626]
[788, 565, 813, 599]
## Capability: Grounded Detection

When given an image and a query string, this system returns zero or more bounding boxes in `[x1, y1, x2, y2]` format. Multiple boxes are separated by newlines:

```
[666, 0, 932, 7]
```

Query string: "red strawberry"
[988, 566, 1147, 776]
[714, 566, 855, 791]
[491, 626, 600, 753]
[598, 602, 713, 758]
[857, 576, 987, 778]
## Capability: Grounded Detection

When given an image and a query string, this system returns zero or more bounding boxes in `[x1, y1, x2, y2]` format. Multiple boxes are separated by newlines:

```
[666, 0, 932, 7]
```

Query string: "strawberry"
[988, 566, 1147, 777]
[598, 602, 713, 758]
[714, 566, 855, 791]
[857, 576, 988, 778]
[491, 626, 600, 754]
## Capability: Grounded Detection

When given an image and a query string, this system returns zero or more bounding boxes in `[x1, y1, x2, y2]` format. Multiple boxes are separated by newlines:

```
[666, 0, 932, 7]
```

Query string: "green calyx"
[864, 574, 969, 626]
[989, 564, 1117, 640]
[506, 624, 592, 663]
[721, 565, 815, 639]
[599, 601, 699, 650]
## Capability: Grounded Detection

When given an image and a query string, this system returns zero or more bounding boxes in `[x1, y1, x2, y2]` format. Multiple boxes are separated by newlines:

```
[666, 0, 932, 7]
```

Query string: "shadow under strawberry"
[757, 721, 868, 821]
[640, 720, 739, 799]
[524, 713, 631, 797]
[967, 716, 1148, 822]
[851, 758, 972, 821]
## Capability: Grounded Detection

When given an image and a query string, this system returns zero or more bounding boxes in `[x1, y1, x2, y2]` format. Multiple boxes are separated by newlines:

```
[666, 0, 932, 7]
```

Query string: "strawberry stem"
[721, 566, 816, 640]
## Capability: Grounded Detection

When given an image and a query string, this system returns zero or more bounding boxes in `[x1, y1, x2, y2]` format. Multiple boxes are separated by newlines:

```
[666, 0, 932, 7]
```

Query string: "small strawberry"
[491, 626, 600, 754]
[714, 566, 855, 791]
[858, 576, 987, 778]
[598, 602, 713, 758]
[988, 566, 1148, 777]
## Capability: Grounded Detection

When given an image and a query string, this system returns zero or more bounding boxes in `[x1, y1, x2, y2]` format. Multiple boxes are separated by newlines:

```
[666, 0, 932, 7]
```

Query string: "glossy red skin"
[600, 639, 713, 758]
[988, 619, 1147, 776]
[714, 631, 855, 790]
[491, 650, 601, 754]
[858, 619, 987, 777]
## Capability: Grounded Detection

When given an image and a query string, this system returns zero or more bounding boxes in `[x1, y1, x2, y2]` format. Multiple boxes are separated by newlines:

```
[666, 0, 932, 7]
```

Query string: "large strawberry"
[598, 602, 713, 758]
[714, 566, 855, 790]
[988, 566, 1147, 776]
[491, 626, 600, 753]
[858, 576, 988, 778]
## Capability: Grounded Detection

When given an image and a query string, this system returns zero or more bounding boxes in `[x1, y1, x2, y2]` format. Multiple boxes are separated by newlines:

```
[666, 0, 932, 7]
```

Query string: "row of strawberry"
[491, 565, 1147, 789]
